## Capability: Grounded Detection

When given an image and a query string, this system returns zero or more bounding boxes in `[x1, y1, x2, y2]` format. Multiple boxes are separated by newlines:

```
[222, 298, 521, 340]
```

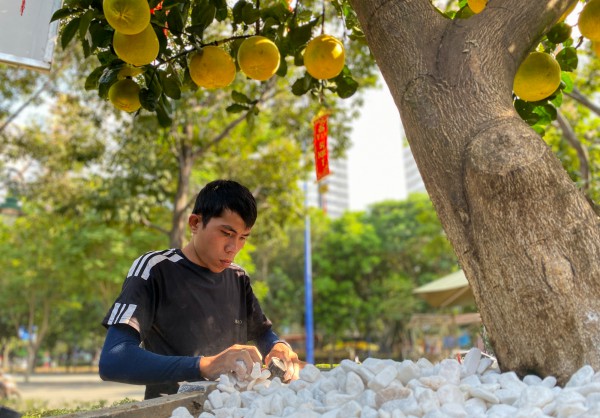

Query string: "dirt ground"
[10, 372, 146, 409]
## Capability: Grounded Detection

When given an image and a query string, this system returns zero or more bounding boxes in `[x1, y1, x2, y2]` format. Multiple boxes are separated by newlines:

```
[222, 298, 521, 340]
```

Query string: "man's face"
[188, 209, 252, 273]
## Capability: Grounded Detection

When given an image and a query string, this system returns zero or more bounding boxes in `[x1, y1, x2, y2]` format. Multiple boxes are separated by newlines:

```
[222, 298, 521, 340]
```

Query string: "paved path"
[12, 373, 145, 408]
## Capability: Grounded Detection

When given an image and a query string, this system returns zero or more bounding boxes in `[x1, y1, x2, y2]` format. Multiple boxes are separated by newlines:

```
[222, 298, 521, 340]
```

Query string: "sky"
[347, 78, 407, 211]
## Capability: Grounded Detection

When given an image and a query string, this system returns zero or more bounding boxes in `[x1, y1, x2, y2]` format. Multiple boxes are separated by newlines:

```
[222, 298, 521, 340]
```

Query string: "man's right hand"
[199, 344, 262, 381]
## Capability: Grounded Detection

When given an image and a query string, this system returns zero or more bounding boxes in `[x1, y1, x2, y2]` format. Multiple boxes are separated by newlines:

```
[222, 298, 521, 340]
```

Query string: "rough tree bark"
[350, 0, 600, 384]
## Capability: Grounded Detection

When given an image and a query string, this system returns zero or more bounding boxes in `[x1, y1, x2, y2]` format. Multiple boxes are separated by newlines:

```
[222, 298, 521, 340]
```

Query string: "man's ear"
[189, 214, 202, 231]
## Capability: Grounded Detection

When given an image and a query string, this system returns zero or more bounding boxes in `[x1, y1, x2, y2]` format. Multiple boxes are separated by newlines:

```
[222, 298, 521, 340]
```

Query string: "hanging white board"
[0, 0, 62, 72]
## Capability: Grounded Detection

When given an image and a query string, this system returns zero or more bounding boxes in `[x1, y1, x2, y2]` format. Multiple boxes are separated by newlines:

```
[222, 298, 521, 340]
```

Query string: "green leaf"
[288, 20, 319, 50]
[241, 4, 260, 25]
[232, 91, 251, 104]
[51, 7, 79, 22]
[546, 23, 572, 45]
[291, 75, 312, 96]
[155, 100, 173, 127]
[190, 0, 216, 35]
[160, 71, 182, 100]
[276, 57, 288, 77]
[232, 0, 249, 24]
[561, 72, 574, 93]
[334, 70, 358, 99]
[556, 47, 578, 72]
[166, 6, 185, 34]
[89, 22, 113, 49]
[226, 103, 249, 113]
[140, 88, 157, 112]
[84, 66, 106, 91]
[98, 67, 120, 99]
[61, 17, 81, 49]
[514, 99, 541, 126]
[210, 0, 228, 21]
[78, 9, 95, 41]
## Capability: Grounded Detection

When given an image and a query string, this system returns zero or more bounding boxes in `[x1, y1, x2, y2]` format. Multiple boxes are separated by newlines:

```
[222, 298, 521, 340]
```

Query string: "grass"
[2, 397, 138, 417]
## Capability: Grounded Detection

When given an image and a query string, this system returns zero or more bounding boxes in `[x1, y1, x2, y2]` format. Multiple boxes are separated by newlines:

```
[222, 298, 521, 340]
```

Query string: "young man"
[99, 179, 302, 399]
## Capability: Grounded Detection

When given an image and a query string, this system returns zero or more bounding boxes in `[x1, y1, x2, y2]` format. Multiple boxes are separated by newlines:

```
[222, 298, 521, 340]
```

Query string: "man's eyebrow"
[222, 224, 251, 236]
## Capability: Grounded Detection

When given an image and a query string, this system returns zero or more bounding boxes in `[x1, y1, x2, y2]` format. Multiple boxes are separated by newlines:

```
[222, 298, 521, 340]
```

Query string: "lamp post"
[0, 196, 22, 226]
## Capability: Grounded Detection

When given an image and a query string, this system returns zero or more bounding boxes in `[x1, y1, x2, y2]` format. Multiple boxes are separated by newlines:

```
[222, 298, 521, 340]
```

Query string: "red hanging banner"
[313, 114, 330, 181]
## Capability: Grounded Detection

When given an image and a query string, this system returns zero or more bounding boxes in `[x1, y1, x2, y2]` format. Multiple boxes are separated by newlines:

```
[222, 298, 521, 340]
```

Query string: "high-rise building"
[305, 157, 350, 219]
[402, 144, 427, 195]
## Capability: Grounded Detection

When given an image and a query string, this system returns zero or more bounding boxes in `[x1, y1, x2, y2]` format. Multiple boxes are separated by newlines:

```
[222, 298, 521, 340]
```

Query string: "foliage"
[52, 0, 372, 126]
[259, 195, 459, 357]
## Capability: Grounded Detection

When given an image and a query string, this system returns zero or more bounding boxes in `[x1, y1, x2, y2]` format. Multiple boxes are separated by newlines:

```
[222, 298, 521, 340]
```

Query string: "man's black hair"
[192, 180, 257, 228]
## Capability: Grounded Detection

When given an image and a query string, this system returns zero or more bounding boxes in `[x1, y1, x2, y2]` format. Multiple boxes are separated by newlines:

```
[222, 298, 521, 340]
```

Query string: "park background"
[1, 0, 599, 414]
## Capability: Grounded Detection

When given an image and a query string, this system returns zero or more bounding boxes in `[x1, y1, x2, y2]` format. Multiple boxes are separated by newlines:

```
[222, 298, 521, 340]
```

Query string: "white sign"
[0, 0, 63, 72]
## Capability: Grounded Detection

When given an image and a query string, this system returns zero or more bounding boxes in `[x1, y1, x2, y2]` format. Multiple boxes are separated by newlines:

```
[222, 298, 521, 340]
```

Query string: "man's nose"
[225, 238, 239, 253]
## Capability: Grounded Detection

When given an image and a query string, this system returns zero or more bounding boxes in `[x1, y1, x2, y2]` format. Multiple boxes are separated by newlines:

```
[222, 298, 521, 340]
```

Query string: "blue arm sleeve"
[99, 325, 202, 385]
[256, 328, 290, 358]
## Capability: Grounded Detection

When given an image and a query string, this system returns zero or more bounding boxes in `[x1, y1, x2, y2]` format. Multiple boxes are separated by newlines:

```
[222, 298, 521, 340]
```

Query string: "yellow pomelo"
[513, 52, 562, 102]
[579, 0, 600, 42]
[103, 0, 150, 35]
[189, 46, 237, 89]
[467, 0, 487, 14]
[237, 36, 280, 81]
[558, 1, 577, 23]
[117, 64, 145, 80]
[113, 24, 159, 66]
[108, 78, 141, 113]
[304, 34, 346, 80]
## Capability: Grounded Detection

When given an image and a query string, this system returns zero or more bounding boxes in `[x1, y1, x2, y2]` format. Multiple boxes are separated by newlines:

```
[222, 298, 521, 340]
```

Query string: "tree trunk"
[351, 0, 600, 384]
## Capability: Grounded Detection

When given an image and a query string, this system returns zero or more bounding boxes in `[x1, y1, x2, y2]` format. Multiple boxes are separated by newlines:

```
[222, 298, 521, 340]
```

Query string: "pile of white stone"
[169, 348, 600, 417]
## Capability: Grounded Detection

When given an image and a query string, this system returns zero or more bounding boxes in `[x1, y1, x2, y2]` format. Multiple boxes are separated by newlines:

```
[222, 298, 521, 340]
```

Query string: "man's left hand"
[264, 342, 305, 382]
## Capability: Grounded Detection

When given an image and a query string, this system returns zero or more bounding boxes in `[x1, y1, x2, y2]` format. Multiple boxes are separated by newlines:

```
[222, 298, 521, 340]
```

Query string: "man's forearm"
[99, 325, 202, 385]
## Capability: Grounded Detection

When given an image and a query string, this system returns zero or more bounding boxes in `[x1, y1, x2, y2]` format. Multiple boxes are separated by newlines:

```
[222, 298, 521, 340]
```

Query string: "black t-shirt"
[102, 248, 273, 396]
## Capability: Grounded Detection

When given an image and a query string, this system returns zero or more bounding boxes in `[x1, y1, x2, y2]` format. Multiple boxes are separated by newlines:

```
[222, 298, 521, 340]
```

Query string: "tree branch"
[140, 216, 170, 235]
[555, 111, 590, 194]
[566, 88, 600, 117]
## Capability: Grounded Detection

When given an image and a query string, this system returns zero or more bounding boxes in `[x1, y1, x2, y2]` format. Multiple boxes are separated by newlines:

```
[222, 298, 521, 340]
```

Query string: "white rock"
[555, 401, 588, 417]
[464, 397, 487, 415]
[438, 359, 461, 385]
[540, 376, 557, 388]
[208, 390, 224, 409]
[300, 364, 321, 383]
[417, 387, 439, 413]
[360, 406, 379, 418]
[337, 400, 363, 417]
[514, 406, 545, 417]
[495, 388, 520, 405]
[460, 374, 481, 387]
[345, 371, 366, 396]
[461, 348, 482, 377]
[486, 403, 518, 418]
[515, 385, 555, 409]
[397, 360, 421, 385]
[566, 365, 595, 388]
[440, 402, 468, 418]
[358, 388, 377, 408]
[477, 357, 494, 374]
[469, 386, 499, 404]
[419, 375, 448, 391]
[224, 391, 241, 408]
[437, 383, 465, 405]
[499, 371, 527, 390]
[169, 406, 194, 418]
[523, 374, 542, 386]
[368, 365, 399, 391]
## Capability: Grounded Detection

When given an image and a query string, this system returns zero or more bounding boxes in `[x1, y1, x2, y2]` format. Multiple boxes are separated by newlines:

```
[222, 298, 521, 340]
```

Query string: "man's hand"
[199, 344, 262, 381]
[264, 342, 305, 382]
